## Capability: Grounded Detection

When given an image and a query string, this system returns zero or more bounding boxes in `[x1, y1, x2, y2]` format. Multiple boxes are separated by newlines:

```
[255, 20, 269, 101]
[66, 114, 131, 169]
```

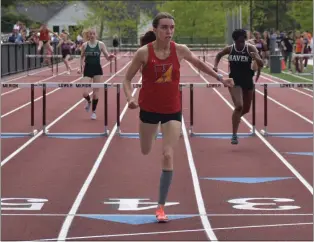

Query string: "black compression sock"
[92, 98, 99, 112]
[158, 170, 173, 205]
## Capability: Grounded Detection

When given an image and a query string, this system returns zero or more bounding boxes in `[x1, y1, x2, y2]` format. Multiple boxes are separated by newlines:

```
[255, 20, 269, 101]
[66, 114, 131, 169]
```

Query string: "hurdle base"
[0, 129, 38, 138]
[118, 131, 183, 138]
[190, 131, 255, 138]
[44, 130, 110, 139]
[260, 129, 313, 138]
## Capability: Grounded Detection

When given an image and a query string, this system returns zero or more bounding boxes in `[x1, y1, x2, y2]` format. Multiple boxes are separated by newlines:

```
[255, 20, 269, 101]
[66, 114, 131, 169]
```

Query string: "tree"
[74, 1, 137, 40]
[287, 0, 313, 31]
[156, 1, 230, 43]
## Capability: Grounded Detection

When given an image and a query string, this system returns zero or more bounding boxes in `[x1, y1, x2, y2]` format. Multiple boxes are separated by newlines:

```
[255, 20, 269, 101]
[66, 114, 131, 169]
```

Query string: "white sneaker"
[91, 112, 97, 120]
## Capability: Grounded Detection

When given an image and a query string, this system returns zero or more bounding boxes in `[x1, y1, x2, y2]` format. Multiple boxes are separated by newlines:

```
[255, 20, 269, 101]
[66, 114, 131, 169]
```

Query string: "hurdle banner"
[257, 82, 313, 138]
[1, 84, 38, 138]
[116, 83, 184, 138]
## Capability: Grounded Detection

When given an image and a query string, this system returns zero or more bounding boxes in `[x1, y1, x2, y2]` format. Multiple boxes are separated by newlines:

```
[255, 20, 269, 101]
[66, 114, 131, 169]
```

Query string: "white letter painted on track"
[104, 198, 179, 211]
[1, 198, 48, 211]
[228, 197, 301, 211]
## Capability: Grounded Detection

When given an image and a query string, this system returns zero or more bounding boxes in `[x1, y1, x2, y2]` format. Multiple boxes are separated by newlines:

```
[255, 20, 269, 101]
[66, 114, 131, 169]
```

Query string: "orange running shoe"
[155, 206, 168, 223]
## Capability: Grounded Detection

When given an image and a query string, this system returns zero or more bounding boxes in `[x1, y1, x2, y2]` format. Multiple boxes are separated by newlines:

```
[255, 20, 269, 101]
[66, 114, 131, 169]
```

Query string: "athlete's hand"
[77, 68, 81, 74]
[221, 78, 234, 88]
[250, 52, 259, 60]
[127, 97, 138, 109]
[108, 54, 116, 61]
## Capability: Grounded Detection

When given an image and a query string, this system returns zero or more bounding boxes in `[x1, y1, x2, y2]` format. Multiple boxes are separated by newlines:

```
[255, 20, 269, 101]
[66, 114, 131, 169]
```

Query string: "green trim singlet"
[85, 41, 101, 65]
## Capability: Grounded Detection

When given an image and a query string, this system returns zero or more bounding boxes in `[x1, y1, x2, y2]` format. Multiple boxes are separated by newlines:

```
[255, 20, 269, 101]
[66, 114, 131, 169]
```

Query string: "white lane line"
[181, 116, 218, 241]
[56, 76, 142, 241]
[38, 222, 313, 241]
[0, 60, 131, 167]
[1, 213, 312, 216]
[187, 61, 313, 195]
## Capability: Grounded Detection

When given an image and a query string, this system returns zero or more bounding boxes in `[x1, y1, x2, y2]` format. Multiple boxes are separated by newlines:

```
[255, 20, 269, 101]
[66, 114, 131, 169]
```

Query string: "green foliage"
[75, 1, 137, 39]
[156, 1, 228, 43]
[287, 0, 313, 31]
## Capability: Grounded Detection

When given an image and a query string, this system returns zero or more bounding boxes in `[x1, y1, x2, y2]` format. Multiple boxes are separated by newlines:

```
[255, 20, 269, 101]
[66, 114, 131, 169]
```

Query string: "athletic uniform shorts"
[231, 76, 254, 90]
[83, 63, 103, 78]
[62, 49, 71, 59]
[139, 109, 182, 124]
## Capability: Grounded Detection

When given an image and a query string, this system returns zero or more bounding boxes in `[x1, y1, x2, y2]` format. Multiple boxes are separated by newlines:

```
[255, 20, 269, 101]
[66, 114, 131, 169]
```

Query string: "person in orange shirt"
[294, 30, 304, 73]
[123, 12, 234, 223]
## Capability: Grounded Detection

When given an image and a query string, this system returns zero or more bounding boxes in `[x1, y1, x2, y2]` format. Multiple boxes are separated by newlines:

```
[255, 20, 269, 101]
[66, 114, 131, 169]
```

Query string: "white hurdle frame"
[1, 83, 38, 138]
[256, 82, 313, 138]
[188, 83, 256, 138]
[39, 83, 111, 138]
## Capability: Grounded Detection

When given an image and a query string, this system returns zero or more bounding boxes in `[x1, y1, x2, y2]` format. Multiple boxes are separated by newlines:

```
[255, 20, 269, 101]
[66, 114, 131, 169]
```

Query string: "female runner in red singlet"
[35, 24, 55, 67]
[123, 12, 234, 223]
[37, 24, 54, 55]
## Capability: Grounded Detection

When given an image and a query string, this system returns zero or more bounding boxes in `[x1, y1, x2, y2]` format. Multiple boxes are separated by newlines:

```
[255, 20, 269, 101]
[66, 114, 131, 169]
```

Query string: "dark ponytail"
[140, 30, 156, 46]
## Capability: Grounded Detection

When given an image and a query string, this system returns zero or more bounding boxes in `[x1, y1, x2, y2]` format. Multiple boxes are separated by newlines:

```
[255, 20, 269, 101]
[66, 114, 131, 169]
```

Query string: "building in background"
[16, 0, 156, 45]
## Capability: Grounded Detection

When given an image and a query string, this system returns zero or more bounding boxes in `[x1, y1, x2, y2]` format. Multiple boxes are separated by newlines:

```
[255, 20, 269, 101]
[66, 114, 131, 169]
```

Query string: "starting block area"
[1, 49, 313, 241]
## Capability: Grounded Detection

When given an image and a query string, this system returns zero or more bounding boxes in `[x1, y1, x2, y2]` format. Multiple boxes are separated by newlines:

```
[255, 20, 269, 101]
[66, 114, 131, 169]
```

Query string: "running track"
[1, 50, 313, 241]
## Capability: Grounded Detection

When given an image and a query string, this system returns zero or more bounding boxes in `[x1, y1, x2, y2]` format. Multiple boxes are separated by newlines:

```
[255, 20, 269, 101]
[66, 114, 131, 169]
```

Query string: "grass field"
[262, 64, 312, 83]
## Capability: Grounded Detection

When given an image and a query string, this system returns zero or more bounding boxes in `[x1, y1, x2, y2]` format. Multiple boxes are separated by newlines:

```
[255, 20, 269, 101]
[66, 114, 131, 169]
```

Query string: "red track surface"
[1, 51, 313, 241]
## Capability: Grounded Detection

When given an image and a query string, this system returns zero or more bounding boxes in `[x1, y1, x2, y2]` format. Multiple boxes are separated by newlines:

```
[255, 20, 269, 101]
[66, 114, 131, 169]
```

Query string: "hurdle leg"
[189, 83, 194, 135]
[1, 84, 37, 138]
[116, 84, 121, 134]
[251, 87, 256, 135]
[30, 84, 38, 136]
[114, 57, 117, 73]
[42, 84, 47, 133]
[104, 84, 109, 135]
[260, 84, 268, 136]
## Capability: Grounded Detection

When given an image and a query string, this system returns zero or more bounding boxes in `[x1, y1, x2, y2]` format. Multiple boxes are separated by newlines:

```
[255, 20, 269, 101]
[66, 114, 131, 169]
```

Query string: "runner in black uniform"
[79, 28, 115, 120]
[214, 29, 263, 145]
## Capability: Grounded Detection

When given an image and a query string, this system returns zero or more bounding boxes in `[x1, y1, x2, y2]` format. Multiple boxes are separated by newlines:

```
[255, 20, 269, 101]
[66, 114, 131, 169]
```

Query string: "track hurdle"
[188, 82, 256, 138]
[25, 54, 116, 77]
[26, 54, 57, 76]
[40, 82, 110, 138]
[115, 83, 184, 138]
[257, 82, 313, 138]
[1, 83, 38, 138]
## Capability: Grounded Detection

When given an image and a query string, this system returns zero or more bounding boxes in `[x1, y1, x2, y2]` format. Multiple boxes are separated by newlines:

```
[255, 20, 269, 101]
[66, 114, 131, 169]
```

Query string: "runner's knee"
[234, 103, 243, 112]
[162, 147, 173, 170]
[241, 104, 250, 115]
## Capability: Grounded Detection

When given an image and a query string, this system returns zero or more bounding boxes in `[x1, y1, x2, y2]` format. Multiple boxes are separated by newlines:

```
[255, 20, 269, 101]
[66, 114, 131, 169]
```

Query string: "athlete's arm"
[214, 45, 232, 71]
[123, 48, 145, 102]
[57, 39, 63, 49]
[99, 42, 115, 61]
[247, 44, 263, 67]
[180, 44, 226, 82]
[80, 42, 86, 70]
